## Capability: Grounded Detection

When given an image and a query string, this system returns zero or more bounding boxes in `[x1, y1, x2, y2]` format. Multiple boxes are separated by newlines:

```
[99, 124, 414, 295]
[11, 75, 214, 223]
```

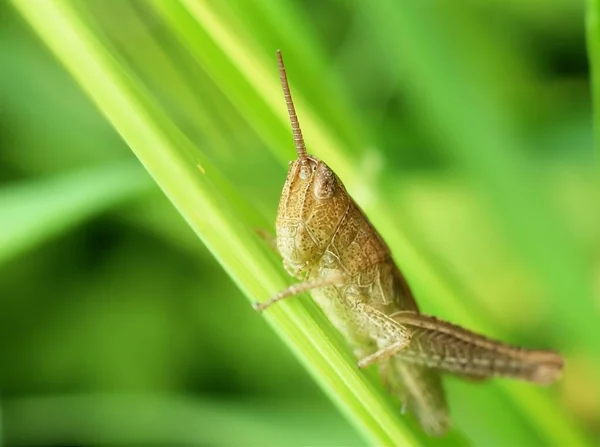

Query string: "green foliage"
[588, 0, 600, 157]
[0, 163, 151, 264]
[1, 0, 598, 446]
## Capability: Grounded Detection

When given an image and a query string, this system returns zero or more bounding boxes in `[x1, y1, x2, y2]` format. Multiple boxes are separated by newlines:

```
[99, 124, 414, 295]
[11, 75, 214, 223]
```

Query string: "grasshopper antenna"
[277, 50, 307, 160]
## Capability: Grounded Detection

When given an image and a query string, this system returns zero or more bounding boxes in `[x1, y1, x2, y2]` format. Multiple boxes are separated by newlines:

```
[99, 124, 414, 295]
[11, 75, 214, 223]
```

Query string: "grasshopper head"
[273, 50, 349, 278]
[276, 154, 346, 277]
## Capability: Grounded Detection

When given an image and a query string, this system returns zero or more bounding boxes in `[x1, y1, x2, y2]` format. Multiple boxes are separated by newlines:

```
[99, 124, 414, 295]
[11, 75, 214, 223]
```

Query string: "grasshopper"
[253, 50, 563, 436]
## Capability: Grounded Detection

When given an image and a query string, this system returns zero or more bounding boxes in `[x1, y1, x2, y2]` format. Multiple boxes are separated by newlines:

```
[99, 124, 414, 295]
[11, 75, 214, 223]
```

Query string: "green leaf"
[0, 163, 151, 265]
[1, 394, 361, 446]
[587, 0, 600, 159]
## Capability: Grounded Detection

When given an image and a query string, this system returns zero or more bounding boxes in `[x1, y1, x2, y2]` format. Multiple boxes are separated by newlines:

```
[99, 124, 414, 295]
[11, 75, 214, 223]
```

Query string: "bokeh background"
[1, 1, 598, 446]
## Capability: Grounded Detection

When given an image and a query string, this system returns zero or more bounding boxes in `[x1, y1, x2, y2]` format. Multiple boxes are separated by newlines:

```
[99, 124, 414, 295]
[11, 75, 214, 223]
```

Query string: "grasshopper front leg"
[252, 271, 345, 312]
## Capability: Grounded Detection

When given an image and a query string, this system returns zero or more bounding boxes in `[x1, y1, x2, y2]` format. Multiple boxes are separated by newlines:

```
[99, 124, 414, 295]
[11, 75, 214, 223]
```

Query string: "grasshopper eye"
[313, 163, 336, 199]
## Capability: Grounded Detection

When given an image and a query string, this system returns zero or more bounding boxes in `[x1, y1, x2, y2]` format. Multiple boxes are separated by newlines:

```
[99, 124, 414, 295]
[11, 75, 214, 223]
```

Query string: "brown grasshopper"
[253, 50, 564, 436]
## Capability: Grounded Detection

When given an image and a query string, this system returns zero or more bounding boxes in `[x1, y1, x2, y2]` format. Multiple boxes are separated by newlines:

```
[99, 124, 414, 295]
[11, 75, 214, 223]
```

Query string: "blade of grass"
[0, 162, 151, 265]
[2, 394, 361, 446]
[152, 0, 358, 186]
[207, 0, 371, 157]
[73, 0, 232, 156]
[587, 0, 600, 160]
[153, 3, 589, 445]
[10, 1, 472, 444]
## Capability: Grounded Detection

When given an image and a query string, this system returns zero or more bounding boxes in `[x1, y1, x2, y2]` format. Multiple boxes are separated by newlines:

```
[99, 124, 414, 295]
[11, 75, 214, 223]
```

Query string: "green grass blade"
[9, 0, 474, 444]
[587, 0, 600, 160]
[2, 394, 360, 446]
[151, 2, 589, 445]
[0, 163, 150, 264]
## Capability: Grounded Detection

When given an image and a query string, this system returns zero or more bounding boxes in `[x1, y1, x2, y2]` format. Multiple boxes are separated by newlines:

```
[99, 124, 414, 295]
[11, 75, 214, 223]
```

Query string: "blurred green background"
[1, 0, 598, 446]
